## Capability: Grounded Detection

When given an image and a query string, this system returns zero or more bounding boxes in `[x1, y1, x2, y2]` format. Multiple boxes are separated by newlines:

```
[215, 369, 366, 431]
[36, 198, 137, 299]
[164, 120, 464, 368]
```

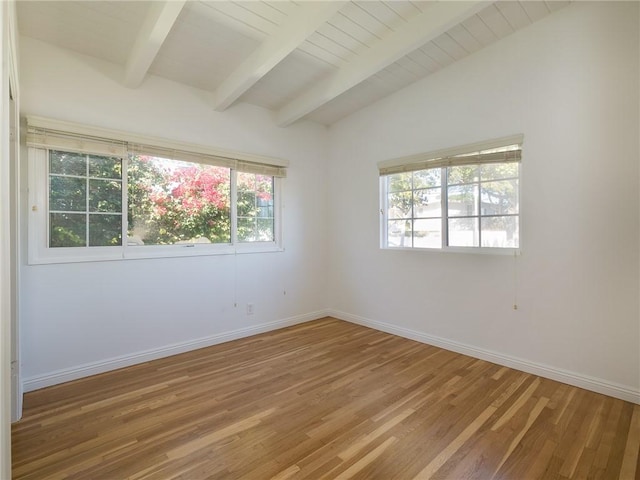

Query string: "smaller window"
[380, 137, 522, 252]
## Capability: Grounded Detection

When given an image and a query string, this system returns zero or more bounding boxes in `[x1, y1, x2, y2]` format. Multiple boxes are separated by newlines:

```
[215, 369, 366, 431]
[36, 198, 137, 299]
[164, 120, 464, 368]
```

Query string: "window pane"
[89, 155, 122, 179]
[50, 176, 86, 212]
[481, 162, 518, 181]
[237, 173, 275, 243]
[387, 191, 412, 219]
[50, 213, 86, 247]
[50, 150, 86, 176]
[448, 217, 479, 247]
[448, 165, 478, 185]
[413, 218, 442, 248]
[89, 179, 122, 213]
[387, 172, 411, 192]
[413, 169, 440, 189]
[255, 175, 274, 205]
[237, 188, 256, 217]
[481, 180, 518, 215]
[237, 217, 256, 242]
[89, 214, 122, 246]
[127, 155, 231, 245]
[237, 217, 275, 242]
[387, 220, 412, 247]
[237, 172, 257, 217]
[448, 185, 478, 217]
[414, 187, 442, 218]
[258, 206, 274, 218]
[257, 218, 274, 242]
[481, 216, 519, 248]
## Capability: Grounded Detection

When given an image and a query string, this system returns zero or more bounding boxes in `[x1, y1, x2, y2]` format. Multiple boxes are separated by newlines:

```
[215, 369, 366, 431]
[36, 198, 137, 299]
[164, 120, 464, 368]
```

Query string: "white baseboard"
[22, 310, 329, 392]
[22, 309, 640, 404]
[328, 309, 640, 405]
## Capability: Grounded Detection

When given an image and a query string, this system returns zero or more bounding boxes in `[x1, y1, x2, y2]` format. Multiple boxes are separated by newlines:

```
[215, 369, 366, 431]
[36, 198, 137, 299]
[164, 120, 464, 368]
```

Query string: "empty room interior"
[0, 0, 639, 478]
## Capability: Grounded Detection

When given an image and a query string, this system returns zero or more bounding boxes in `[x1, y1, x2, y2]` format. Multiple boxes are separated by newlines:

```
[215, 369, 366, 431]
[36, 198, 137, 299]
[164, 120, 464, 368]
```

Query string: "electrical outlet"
[246, 303, 254, 315]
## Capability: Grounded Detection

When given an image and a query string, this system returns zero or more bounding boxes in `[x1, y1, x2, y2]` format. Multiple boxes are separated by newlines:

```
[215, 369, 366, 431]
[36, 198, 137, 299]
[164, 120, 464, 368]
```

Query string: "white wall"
[19, 37, 329, 389]
[327, 2, 640, 400]
[17, 2, 640, 404]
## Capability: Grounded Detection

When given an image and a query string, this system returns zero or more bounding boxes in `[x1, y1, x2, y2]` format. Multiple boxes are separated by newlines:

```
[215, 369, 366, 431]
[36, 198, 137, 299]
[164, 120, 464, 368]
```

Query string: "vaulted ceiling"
[17, 1, 569, 126]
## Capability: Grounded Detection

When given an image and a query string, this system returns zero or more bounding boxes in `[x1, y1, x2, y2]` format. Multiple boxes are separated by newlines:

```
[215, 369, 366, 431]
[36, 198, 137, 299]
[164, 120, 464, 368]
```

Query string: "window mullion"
[477, 178, 481, 248]
[45, 150, 50, 249]
[385, 179, 391, 248]
[230, 169, 238, 246]
[85, 153, 90, 248]
[380, 178, 386, 248]
[442, 167, 448, 248]
[253, 176, 259, 240]
[122, 155, 128, 254]
[409, 172, 413, 248]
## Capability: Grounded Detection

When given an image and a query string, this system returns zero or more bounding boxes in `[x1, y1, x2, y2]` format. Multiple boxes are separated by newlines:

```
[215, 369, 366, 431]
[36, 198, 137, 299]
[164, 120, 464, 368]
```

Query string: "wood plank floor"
[12, 318, 640, 479]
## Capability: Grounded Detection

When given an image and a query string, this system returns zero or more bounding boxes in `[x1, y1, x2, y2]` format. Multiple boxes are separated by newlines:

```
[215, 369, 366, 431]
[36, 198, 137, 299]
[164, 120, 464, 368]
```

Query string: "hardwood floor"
[12, 318, 640, 479]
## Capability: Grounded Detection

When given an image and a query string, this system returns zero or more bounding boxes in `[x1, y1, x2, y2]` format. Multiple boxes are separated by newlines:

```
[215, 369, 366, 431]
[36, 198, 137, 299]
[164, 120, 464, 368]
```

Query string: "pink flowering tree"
[127, 156, 274, 245]
[127, 156, 231, 244]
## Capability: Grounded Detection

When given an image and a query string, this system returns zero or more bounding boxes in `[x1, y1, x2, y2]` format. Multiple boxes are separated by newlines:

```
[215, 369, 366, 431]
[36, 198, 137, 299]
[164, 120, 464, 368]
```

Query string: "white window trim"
[28, 147, 284, 265]
[379, 135, 523, 255]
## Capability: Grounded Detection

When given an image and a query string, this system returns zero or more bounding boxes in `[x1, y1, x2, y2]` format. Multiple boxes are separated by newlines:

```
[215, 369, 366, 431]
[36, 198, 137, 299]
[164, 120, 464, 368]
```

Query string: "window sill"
[381, 246, 520, 256]
[27, 243, 284, 265]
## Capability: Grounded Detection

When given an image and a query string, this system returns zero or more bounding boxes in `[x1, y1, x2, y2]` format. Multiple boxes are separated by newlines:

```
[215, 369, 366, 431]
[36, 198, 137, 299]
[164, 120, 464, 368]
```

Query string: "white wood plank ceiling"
[17, 1, 570, 126]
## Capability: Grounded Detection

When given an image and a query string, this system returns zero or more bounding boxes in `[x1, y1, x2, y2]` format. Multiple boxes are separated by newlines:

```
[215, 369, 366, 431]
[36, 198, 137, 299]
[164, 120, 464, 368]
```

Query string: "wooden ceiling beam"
[210, 1, 346, 112]
[123, 1, 186, 88]
[276, 1, 489, 127]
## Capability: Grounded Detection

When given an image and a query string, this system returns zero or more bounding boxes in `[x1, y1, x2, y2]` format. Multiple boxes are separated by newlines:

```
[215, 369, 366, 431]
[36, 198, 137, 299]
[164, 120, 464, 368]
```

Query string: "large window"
[27, 117, 286, 263]
[380, 136, 522, 252]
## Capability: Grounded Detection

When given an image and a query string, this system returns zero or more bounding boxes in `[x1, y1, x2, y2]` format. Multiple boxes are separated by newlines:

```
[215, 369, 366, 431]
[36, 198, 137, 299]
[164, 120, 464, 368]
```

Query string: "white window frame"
[379, 135, 522, 255]
[26, 118, 286, 265]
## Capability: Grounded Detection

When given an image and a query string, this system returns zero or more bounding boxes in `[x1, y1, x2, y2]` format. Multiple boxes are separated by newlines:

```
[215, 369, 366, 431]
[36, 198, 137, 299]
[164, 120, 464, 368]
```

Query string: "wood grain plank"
[619, 404, 640, 479]
[11, 318, 637, 480]
[412, 405, 497, 479]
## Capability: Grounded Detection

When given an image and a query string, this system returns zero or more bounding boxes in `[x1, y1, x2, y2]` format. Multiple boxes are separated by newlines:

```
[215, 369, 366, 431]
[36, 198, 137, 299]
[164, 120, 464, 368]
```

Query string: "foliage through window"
[127, 155, 231, 246]
[381, 140, 521, 251]
[27, 117, 287, 263]
[46, 151, 278, 250]
[49, 150, 123, 247]
[237, 172, 275, 242]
